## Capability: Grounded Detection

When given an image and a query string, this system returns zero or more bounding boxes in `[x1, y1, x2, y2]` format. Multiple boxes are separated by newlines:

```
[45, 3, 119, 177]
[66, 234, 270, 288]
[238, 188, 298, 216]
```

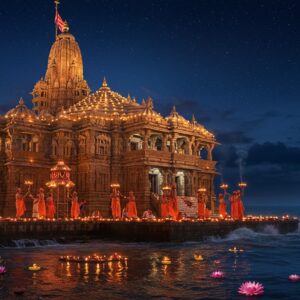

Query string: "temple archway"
[128, 134, 143, 151]
[149, 168, 163, 195]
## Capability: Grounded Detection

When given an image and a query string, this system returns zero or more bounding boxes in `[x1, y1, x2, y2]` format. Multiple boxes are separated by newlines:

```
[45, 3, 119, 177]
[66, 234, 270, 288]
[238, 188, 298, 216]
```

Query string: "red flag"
[55, 11, 65, 32]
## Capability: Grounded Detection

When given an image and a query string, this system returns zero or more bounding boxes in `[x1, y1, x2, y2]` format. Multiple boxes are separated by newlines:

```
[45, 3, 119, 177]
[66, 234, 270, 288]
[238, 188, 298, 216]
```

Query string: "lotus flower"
[210, 271, 224, 278]
[213, 260, 221, 264]
[238, 281, 264, 296]
[289, 274, 300, 281]
[0, 266, 6, 274]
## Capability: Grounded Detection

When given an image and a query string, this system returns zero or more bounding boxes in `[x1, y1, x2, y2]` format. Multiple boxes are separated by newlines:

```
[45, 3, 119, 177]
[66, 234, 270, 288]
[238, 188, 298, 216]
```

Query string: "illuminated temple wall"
[0, 29, 218, 217]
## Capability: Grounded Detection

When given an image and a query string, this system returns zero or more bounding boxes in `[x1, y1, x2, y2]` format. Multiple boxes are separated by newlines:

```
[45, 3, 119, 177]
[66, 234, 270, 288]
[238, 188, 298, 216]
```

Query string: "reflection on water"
[0, 228, 300, 299]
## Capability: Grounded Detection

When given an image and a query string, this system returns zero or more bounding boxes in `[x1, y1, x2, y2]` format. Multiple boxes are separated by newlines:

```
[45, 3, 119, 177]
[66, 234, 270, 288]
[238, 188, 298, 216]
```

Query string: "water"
[0, 206, 300, 299]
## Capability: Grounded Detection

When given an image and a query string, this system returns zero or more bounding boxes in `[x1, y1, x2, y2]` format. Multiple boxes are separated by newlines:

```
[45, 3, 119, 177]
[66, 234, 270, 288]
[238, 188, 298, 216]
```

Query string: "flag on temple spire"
[55, 10, 65, 32]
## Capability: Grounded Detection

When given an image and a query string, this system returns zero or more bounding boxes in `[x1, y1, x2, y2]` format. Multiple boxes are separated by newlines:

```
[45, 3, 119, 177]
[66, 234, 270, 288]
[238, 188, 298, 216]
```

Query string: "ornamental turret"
[32, 25, 90, 116]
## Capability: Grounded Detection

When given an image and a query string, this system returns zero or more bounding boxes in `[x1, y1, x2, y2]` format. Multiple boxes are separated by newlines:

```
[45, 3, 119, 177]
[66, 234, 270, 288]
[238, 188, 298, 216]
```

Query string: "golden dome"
[5, 98, 37, 122]
[61, 78, 143, 119]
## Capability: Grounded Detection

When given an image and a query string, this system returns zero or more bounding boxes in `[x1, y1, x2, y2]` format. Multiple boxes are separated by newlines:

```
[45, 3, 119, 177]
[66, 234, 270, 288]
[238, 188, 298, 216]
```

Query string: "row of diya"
[59, 253, 128, 263]
[0, 215, 295, 222]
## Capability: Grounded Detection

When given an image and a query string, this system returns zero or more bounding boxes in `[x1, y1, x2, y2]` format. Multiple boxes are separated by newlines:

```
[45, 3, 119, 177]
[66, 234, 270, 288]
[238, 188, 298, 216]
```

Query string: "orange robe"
[205, 208, 211, 218]
[16, 197, 26, 218]
[71, 199, 80, 219]
[219, 202, 227, 218]
[237, 197, 245, 220]
[198, 200, 206, 219]
[46, 197, 56, 218]
[111, 196, 121, 219]
[230, 195, 239, 220]
[38, 194, 46, 218]
[161, 195, 169, 218]
[168, 196, 178, 220]
[126, 198, 137, 218]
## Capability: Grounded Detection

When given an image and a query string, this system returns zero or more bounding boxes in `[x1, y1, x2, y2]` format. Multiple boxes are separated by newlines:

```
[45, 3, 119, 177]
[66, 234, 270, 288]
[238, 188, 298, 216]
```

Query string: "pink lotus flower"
[289, 274, 300, 281]
[238, 281, 264, 296]
[0, 266, 6, 274]
[213, 260, 221, 264]
[210, 271, 224, 278]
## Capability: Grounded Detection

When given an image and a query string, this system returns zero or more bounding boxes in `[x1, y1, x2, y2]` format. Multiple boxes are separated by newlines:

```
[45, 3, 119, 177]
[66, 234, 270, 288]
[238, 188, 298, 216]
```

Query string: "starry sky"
[0, 0, 299, 204]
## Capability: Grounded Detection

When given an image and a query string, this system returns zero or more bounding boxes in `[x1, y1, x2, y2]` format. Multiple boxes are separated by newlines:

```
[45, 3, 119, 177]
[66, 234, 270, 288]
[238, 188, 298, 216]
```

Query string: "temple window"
[176, 137, 189, 155]
[199, 146, 208, 160]
[148, 135, 163, 151]
[95, 134, 110, 155]
[129, 134, 143, 151]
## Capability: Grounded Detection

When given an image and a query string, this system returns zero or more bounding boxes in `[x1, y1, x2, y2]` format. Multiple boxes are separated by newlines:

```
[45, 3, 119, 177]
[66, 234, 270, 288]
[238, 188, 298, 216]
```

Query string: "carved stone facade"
[0, 29, 218, 217]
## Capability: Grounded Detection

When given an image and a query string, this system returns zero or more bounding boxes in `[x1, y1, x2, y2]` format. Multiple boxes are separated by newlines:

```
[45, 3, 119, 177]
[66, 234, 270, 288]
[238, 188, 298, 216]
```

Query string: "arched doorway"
[149, 168, 163, 195]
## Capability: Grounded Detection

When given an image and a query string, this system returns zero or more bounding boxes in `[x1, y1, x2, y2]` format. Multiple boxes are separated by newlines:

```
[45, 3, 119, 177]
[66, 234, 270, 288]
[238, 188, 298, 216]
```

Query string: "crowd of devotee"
[14, 183, 245, 221]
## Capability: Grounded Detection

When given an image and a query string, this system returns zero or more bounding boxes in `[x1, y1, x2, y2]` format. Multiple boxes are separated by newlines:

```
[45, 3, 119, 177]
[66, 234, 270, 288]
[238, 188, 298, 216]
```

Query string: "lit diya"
[158, 256, 172, 265]
[27, 264, 42, 271]
[59, 253, 127, 264]
[229, 247, 244, 253]
[193, 254, 204, 261]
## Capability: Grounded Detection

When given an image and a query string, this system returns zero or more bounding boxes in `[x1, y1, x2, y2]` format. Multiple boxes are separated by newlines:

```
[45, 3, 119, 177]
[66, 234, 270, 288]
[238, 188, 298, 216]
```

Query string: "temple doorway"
[176, 171, 185, 196]
[149, 168, 163, 194]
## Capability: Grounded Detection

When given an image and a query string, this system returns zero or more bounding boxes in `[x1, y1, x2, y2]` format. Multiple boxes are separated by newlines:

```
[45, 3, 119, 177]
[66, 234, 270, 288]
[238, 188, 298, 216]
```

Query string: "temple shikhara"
[0, 20, 218, 217]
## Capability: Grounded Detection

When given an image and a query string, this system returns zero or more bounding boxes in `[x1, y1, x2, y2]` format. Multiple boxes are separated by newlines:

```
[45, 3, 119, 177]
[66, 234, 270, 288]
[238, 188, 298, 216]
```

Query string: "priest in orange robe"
[71, 191, 80, 219]
[126, 191, 138, 218]
[161, 188, 170, 218]
[230, 191, 240, 220]
[236, 190, 245, 220]
[38, 188, 46, 219]
[111, 188, 121, 219]
[197, 189, 206, 219]
[46, 192, 56, 219]
[15, 188, 27, 218]
[218, 193, 227, 218]
[169, 184, 179, 220]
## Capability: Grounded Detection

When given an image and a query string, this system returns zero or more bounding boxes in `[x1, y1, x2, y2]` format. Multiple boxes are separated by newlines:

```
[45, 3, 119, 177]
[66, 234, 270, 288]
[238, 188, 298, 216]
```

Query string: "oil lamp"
[220, 183, 228, 195]
[24, 180, 33, 192]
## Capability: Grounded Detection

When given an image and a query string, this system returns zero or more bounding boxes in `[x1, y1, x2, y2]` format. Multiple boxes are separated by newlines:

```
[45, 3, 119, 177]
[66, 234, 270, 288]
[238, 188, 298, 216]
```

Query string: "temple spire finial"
[19, 97, 24, 105]
[63, 20, 69, 33]
[102, 77, 108, 87]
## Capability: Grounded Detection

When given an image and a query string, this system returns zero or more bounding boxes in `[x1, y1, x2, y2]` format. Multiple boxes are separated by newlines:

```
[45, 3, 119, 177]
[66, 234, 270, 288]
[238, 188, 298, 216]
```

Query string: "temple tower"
[32, 24, 90, 116]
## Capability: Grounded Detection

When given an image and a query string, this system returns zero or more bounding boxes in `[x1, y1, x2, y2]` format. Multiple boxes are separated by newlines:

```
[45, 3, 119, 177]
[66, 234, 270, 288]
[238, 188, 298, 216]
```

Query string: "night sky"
[0, 0, 299, 204]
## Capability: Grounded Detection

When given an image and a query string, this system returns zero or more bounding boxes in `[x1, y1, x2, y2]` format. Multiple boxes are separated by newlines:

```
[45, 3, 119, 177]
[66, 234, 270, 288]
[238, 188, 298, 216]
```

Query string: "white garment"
[32, 199, 39, 218]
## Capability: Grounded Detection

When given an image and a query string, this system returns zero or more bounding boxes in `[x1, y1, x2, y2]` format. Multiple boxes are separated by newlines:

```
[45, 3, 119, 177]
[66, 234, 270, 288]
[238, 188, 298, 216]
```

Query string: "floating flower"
[210, 271, 224, 278]
[238, 281, 264, 296]
[289, 274, 300, 281]
[213, 260, 221, 264]
[0, 266, 6, 274]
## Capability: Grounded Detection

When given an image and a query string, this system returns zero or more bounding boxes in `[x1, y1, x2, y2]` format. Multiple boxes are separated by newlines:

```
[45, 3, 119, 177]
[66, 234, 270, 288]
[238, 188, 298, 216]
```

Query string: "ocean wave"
[209, 226, 280, 242]
[0, 239, 60, 248]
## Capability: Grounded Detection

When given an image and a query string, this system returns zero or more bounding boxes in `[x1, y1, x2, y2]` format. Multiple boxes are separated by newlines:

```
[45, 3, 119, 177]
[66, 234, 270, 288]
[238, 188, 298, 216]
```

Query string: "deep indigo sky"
[0, 0, 300, 204]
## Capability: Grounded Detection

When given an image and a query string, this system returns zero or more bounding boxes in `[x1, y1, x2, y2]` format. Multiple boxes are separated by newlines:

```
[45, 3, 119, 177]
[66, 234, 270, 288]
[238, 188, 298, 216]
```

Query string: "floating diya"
[229, 247, 244, 253]
[27, 264, 41, 271]
[59, 253, 127, 264]
[193, 254, 204, 261]
[159, 256, 172, 265]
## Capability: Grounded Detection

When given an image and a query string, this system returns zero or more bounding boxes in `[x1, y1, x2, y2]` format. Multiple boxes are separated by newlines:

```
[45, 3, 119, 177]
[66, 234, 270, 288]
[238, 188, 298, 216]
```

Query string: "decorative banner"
[178, 196, 198, 218]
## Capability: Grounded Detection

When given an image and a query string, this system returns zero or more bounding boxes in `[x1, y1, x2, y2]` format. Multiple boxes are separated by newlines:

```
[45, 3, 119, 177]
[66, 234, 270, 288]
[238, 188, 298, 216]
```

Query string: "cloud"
[246, 142, 300, 166]
[216, 130, 254, 145]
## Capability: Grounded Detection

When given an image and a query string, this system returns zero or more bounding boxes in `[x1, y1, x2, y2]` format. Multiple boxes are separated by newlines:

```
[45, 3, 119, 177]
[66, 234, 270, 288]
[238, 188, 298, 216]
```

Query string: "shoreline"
[0, 217, 298, 243]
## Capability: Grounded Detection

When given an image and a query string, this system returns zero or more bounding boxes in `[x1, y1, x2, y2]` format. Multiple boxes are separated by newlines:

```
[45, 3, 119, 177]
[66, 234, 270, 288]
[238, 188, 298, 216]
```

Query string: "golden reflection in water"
[66, 262, 71, 277]
[32, 272, 37, 286]
[83, 263, 89, 282]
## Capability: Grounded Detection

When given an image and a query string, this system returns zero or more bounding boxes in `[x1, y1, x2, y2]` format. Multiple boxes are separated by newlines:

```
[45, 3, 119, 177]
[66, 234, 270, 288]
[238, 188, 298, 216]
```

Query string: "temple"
[0, 22, 218, 217]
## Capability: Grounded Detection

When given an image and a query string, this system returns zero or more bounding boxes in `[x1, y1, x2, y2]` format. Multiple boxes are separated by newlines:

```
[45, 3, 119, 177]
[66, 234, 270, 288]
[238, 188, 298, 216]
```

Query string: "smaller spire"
[19, 97, 24, 105]
[102, 77, 108, 87]
[191, 114, 197, 124]
[63, 21, 69, 33]
[170, 105, 179, 118]
[127, 94, 132, 102]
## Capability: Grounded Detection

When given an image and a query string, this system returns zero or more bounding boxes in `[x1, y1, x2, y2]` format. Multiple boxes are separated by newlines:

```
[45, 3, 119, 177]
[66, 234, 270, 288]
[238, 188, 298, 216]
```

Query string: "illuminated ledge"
[0, 218, 297, 243]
